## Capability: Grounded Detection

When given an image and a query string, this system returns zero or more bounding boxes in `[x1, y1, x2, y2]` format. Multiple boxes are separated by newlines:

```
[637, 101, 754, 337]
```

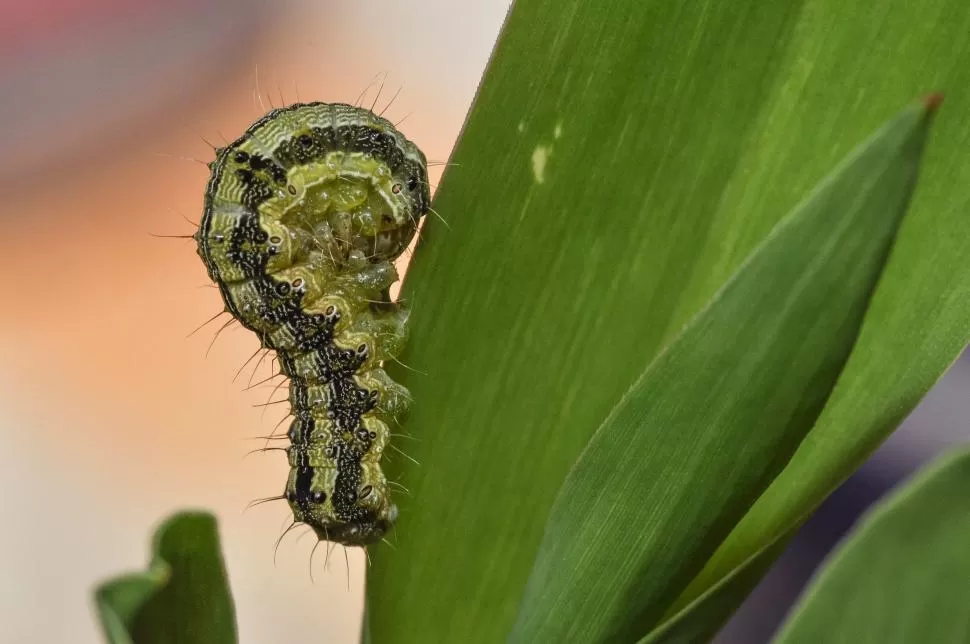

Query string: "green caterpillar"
[195, 102, 429, 546]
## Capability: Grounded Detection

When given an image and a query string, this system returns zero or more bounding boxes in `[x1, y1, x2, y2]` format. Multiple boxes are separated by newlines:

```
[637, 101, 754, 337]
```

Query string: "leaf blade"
[366, 1, 970, 641]
[94, 511, 237, 644]
[367, 2, 815, 640]
[668, 1, 970, 628]
[509, 99, 938, 643]
[773, 447, 970, 644]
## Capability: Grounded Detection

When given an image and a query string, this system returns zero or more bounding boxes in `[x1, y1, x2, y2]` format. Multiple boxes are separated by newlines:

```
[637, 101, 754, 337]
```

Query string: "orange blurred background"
[0, 2, 510, 642]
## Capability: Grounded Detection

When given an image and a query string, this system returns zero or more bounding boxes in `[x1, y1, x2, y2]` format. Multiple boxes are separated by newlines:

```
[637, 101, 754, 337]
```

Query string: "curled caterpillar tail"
[195, 102, 429, 547]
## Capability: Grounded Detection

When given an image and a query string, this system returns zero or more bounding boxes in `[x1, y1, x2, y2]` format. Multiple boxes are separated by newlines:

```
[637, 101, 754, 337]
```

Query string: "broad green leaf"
[366, 1, 970, 642]
[369, 2, 817, 640]
[94, 512, 236, 644]
[666, 1, 970, 634]
[773, 446, 970, 644]
[508, 99, 937, 643]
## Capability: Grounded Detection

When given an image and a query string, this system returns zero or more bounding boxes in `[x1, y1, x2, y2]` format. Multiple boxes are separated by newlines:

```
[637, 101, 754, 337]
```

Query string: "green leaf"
[368, 3, 823, 640]
[366, 1, 970, 641]
[95, 554, 169, 644]
[665, 1, 970, 633]
[639, 533, 791, 644]
[94, 512, 237, 644]
[508, 98, 938, 643]
[773, 446, 970, 643]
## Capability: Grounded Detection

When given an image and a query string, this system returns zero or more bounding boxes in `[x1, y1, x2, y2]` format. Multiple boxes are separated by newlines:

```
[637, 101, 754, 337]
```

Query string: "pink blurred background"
[1, 2, 966, 644]
[0, 2, 510, 642]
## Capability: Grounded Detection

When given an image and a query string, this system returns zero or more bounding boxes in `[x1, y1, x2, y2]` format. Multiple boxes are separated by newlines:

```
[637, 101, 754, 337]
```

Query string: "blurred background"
[0, 2, 965, 643]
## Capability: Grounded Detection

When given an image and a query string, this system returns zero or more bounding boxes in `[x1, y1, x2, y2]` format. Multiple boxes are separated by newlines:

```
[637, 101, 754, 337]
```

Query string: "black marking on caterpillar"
[194, 102, 429, 547]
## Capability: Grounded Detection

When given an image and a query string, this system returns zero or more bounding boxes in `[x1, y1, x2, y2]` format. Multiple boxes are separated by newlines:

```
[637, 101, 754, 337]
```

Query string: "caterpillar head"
[312, 501, 399, 547]
[286, 462, 398, 547]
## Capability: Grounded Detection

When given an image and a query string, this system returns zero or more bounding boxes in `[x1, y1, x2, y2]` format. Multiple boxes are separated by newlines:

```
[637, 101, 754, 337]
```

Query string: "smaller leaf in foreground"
[94, 511, 237, 644]
[509, 97, 939, 644]
[95, 555, 168, 644]
[774, 446, 970, 644]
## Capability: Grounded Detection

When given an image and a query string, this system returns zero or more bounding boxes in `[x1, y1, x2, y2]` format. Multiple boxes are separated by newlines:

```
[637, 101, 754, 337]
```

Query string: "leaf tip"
[923, 92, 945, 112]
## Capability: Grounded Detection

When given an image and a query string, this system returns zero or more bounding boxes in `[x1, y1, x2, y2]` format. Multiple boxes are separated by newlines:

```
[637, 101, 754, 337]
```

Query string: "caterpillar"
[194, 102, 430, 546]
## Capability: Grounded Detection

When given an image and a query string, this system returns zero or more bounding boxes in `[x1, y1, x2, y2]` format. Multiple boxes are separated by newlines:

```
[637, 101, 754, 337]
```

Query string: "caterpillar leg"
[345, 304, 410, 363]
[358, 367, 412, 420]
